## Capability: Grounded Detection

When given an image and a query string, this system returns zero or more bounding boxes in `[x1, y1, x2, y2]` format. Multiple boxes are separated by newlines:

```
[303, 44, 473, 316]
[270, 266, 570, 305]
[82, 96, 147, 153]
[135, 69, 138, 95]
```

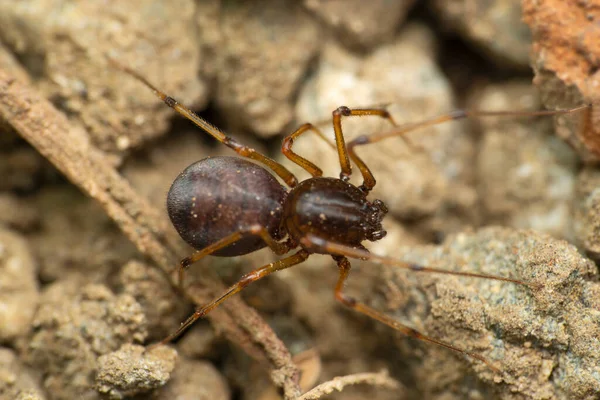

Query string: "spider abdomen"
[167, 156, 287, 256]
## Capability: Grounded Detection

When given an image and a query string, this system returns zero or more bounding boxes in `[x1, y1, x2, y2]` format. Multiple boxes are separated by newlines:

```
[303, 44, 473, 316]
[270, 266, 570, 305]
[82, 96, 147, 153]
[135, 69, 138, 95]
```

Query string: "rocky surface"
[432, 0, 531, 68]
[25, 283, 147, 399]
[0, 0, 206, 158]
[371, 227, 599, 399]
[472, 82, 578, 240]
[523, 0, 600, 163]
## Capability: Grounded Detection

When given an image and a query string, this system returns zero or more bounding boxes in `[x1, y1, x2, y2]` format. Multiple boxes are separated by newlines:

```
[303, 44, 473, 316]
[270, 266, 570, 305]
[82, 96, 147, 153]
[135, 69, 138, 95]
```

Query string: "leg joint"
[164, 96, 177, 108]
[239, 272, 259, 288]
[333, 105, 351, 116]
[335, 291, 357, 307]
[181, 257, 192, 269]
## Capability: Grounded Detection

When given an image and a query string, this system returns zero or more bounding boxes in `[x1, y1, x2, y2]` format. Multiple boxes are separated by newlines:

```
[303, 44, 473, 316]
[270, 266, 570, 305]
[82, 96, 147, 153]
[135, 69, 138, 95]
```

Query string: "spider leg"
[281, 123, 336, 177]
[151, 250, 310, 348]
[300, 233, 536, 288]
[331, 254, 500, 372]
[109, 58, 299, 187]
[345, 105, 590, 192]
[330, 106, 400, 188]
[177, 224, 292, 291]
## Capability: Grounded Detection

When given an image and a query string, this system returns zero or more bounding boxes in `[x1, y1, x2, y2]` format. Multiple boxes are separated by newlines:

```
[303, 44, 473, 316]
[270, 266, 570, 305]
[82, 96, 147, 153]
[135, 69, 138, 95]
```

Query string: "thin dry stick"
[0, 66, 301, 399]
[298, 370, 402, 400]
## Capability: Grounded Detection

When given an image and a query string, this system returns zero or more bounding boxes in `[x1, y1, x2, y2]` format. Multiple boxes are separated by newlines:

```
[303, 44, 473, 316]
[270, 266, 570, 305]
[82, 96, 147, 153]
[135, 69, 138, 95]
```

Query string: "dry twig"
[0, 65, 301, 399]
[298, 369, 402, 400]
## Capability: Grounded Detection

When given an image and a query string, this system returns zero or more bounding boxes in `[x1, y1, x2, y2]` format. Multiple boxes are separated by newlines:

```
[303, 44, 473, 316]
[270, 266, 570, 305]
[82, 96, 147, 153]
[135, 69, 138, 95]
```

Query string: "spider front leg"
[282, 123, 337, 177]
[345, 104, 590, 192]
[152, 250, 310, 348]
[331, 106, 400, 188]
[109, 59, 299, 188]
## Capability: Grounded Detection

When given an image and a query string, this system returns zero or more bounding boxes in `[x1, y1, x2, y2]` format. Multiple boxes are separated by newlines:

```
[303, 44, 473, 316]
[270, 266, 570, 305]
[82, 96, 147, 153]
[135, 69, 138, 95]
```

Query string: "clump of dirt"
[24, 283, 148, 399]
[0, 0, 207, 159]
[523, 0, 600, 163]
[95, 344, 177, 399]
[0, 347, 46, 400]
[0, 227, 39, 346]
[369, 227, 599, 399]
[472, 82, 578, 240]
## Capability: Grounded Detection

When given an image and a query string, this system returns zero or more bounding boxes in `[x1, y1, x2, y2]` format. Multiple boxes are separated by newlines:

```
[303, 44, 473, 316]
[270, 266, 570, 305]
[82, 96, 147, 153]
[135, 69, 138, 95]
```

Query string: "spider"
[111, 59, 588, 371]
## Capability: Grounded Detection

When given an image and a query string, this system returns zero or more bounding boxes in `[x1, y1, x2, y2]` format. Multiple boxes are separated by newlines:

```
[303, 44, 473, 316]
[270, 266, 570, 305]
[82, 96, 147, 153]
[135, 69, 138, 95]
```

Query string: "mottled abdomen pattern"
[167, 156, 287, 256]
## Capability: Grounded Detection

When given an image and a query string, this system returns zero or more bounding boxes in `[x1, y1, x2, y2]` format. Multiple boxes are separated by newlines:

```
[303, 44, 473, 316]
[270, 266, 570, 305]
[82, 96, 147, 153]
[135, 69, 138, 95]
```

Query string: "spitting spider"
[111, 59, 588, 371]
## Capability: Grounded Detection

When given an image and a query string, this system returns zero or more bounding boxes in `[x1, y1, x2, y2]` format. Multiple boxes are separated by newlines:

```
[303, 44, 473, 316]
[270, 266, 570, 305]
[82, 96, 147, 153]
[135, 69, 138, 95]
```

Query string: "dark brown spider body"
[168, 156, 388, 257]
[283, 177, 388, 252]
[167, 156, 287, 256]
[112, 59, 588, 370]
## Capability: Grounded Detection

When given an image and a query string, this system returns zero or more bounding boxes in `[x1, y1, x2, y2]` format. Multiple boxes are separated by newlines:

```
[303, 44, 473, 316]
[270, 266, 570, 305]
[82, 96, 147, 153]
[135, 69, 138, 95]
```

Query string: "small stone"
[25, 282, 147, 400]
[432, 0, 531, 68]
[304, 0, 416, 50]
[95, 344, 177, 399]
[523, 0, 600, 162]
[209, 0, 321, 137]
[154, 357, 229, 400]
[0, 348, 46, 400]
[118, 260, 188, 341]
[0, 227, 39, 344]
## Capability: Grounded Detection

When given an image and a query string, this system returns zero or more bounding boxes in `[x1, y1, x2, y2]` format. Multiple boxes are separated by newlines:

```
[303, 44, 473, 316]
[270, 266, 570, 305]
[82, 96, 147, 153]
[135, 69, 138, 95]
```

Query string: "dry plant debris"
[298, 370, 402, 400]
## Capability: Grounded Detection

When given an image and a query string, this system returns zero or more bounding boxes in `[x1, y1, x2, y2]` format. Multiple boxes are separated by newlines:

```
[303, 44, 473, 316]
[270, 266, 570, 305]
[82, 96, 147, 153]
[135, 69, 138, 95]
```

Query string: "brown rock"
[25, 283, 147, 400]
[371, 227, 599, 399]
[210, 0, 321, 137]
[523, 0, 600, 162]
[432, 0, 531, 68]
[95, 344, 177, 399]
[472, 82, 578, 240]
[304, 0, 416, 50]
[0, 0, 206, 158]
